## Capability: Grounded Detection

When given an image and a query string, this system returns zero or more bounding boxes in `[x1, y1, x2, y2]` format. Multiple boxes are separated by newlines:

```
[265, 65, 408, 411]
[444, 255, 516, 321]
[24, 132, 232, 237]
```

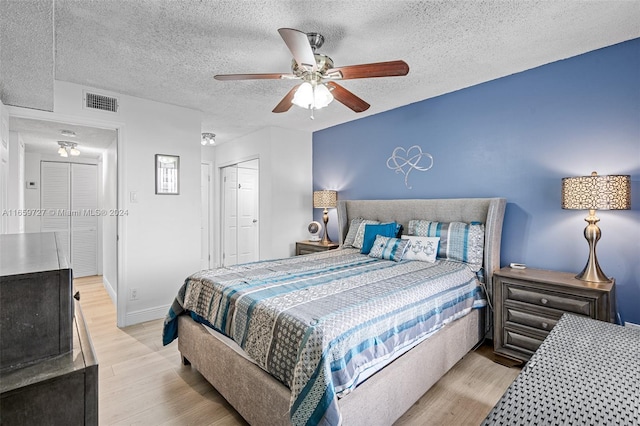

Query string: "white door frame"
[201, 161, 213, 270]
[6, 106, 127, 327]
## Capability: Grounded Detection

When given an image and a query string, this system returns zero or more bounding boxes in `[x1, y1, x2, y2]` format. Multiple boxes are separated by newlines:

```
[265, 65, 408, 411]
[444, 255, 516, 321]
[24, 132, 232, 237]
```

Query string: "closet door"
[237, 167, 258, 264]
[41, 162, 71, 257]
[40, 162, 98, 277]
[70, 163, 98, 277]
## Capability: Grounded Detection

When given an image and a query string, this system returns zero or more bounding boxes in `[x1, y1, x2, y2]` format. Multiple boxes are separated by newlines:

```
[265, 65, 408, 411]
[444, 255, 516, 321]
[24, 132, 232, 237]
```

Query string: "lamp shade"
[313, 190, 337, 209]
[562, 172, 631, 210]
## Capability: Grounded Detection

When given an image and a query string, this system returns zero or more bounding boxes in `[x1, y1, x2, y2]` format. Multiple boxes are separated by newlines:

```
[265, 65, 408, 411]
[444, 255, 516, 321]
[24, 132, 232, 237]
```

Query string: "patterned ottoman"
[483, 313, 640, 425]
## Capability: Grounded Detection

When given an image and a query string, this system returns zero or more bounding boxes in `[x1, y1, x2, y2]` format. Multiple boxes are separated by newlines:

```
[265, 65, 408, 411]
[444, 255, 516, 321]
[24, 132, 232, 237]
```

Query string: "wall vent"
[84, 91, 119, 113]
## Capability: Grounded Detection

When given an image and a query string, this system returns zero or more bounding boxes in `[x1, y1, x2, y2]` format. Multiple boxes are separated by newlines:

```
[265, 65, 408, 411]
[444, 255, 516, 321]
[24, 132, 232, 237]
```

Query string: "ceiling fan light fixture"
[291, 82, 333, 110]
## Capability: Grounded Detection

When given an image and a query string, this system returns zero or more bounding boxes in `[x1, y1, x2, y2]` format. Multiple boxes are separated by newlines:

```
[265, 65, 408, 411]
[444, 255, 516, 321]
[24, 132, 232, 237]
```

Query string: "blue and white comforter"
[163, 248, 485, 426]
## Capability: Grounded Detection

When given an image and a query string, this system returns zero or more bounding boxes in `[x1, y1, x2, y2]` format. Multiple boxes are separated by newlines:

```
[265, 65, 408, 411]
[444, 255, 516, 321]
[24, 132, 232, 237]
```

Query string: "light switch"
[130, 191, 138, 203]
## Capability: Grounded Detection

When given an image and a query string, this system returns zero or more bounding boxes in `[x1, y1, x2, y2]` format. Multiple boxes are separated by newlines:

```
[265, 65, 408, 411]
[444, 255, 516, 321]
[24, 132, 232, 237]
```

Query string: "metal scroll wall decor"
[386, 145, 434, 189]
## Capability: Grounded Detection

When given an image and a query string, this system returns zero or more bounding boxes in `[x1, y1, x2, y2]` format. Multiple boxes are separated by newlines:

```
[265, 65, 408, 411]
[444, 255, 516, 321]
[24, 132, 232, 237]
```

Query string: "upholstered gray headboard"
[336, 198, 507, 319]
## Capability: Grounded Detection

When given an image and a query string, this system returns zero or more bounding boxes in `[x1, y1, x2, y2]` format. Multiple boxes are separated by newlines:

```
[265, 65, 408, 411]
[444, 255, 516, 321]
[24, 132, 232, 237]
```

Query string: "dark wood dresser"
[493, 267, 615, 363]
[0, 232, 98, 425]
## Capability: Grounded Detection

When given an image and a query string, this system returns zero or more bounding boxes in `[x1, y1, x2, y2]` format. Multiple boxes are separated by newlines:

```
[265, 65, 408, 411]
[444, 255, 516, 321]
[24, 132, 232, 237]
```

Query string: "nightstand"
[295, 241, 339, 256]
[493, 267, 615, 363]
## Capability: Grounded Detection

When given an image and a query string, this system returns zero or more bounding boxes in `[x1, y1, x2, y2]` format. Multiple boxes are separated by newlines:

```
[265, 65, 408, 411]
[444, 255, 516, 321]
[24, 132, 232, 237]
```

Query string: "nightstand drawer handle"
[541, 322, 549, 329]
[540, 298, 548, 305]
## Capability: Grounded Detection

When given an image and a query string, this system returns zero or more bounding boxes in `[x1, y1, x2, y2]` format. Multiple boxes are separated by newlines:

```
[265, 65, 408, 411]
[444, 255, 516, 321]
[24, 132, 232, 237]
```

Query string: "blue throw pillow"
[408, 220, 485, 271]
[361, 222, 400, 255]
[369, 236, 409, 262]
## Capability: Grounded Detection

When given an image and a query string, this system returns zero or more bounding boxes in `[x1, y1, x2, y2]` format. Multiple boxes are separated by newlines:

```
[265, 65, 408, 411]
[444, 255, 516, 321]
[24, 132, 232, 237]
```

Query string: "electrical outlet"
[130, 288, 138, 300]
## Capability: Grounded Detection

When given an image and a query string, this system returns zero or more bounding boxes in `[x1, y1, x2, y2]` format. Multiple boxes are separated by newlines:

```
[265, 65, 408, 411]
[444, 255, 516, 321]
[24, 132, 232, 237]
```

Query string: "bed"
[163, 197, 506, 426]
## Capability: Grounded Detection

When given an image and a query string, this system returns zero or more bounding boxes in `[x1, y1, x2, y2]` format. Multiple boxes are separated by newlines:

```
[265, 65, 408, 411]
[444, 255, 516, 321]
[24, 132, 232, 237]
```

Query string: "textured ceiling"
[2, 1, 639, 146]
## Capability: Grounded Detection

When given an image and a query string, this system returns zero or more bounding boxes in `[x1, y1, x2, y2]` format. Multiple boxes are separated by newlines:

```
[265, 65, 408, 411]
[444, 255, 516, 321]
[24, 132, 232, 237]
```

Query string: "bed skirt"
[178, 307, 483, 426]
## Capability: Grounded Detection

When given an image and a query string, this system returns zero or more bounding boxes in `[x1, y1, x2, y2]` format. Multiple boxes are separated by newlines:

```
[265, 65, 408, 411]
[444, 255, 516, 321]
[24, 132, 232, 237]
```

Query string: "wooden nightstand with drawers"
[295, 241, 339, 256]
[493, 267, 615, 363]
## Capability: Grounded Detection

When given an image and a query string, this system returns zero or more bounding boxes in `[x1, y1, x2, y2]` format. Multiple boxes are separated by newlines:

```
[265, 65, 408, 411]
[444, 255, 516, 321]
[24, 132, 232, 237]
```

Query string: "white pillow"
[401, 236, 440, 262]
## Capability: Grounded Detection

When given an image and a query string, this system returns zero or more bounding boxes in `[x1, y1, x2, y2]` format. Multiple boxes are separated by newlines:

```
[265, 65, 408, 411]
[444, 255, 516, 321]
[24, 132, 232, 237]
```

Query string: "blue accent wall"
[313, 38, 640, 324]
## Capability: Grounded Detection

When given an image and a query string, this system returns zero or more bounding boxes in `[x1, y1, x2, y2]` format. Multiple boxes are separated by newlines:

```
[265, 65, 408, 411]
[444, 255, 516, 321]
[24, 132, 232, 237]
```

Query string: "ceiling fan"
[214, 28, 409, 118]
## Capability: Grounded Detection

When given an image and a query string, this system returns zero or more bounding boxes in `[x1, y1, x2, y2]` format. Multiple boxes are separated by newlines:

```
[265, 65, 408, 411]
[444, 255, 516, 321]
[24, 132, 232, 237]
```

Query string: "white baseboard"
[102, 276, 117, 305]
[625, 321, 640, 331]
[125, 304, 170, 327]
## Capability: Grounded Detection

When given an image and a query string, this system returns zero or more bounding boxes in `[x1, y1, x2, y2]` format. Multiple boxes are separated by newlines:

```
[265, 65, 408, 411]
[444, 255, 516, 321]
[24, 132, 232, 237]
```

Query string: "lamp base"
[321, 208, 332, 245]
[576, 211, 612, 283]
[575, 265, 612, 283]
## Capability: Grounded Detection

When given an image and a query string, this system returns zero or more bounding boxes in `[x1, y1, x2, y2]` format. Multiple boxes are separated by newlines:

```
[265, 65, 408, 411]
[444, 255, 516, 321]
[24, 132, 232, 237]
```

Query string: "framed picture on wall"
[155, 154, 180, 195]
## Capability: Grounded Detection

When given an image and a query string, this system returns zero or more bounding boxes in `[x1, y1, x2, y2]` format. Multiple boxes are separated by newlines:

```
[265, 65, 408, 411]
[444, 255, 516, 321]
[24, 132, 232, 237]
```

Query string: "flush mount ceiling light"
[201, 132, 216, 146]
[57, 141, 80, 157]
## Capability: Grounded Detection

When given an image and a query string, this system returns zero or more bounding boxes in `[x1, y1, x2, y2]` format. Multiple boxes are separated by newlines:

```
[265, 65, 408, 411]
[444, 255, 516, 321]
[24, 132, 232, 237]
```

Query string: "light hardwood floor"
[74, 275, 520, 426]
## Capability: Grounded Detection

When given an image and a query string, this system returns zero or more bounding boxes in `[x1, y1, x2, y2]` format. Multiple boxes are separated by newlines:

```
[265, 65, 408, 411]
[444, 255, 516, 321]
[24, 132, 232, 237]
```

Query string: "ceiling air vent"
[84, 91, 119, 113]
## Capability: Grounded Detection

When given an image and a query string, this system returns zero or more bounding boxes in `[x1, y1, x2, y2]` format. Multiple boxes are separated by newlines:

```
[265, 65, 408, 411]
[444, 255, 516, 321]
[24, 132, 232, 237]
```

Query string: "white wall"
[23, 151, 40, 232]
[213, 126, 313, 263]
[0, 100, 8, 234]
[7, 131, 25, 233]
[52, 80, 202, 326]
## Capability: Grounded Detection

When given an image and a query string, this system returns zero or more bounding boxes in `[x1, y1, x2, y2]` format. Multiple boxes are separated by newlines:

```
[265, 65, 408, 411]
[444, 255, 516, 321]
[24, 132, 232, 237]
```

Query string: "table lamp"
[561, 171, 631, 282]
[313, 190, 337, 245]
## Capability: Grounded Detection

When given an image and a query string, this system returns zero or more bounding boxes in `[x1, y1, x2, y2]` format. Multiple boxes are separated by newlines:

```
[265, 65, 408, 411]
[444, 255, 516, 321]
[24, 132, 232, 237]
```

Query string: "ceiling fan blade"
[214, 73, 294, 81]
[326, 82, 370, 113]
[272, 84, 302, 113]
[278, 28, 316, 72]
[326, 60, 409, 80]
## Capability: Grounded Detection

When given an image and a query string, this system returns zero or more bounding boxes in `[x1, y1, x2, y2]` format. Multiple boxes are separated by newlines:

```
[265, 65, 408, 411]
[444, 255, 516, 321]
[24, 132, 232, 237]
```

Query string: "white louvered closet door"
[41, 162, 71, 257]
[41, 161, 98, 277]
[71, 163, 98, 277]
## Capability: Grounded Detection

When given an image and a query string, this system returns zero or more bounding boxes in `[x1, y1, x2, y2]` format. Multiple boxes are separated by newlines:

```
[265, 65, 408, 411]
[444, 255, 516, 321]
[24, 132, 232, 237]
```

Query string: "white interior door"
[200, 163, 211, 270]
[222, 166, 238, 266]
[221, 160, 259, 266]
[41, 162, 71, 257]
[237, 166, 258, 264]
[70, 163, 98, 277]
[41, 161, 98, 277]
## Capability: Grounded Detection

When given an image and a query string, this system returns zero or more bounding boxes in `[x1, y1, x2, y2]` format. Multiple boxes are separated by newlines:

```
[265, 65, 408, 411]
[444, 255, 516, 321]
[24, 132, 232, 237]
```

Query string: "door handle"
[253, 219, 258, 223]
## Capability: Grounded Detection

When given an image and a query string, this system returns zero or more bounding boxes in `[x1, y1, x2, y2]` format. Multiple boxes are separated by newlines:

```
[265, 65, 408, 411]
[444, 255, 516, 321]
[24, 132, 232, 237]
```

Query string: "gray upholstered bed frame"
[178, 197, 506, 426]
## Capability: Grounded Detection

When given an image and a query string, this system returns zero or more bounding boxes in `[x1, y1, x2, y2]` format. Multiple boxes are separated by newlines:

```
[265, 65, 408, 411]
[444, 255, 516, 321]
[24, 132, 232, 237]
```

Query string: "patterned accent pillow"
[343, 217, 365, 247]
[352, 220, 380, 249]
[368, 235, 408, 262]
[361, 222, 400, 255]
[408, 220, 485, 271]
[401, 236, 440, 262]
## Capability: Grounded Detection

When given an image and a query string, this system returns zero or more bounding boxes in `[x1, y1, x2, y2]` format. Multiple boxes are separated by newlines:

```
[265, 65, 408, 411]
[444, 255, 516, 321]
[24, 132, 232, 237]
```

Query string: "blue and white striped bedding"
[163, 247, 485, 426]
